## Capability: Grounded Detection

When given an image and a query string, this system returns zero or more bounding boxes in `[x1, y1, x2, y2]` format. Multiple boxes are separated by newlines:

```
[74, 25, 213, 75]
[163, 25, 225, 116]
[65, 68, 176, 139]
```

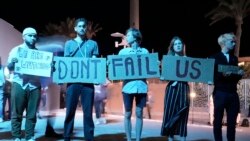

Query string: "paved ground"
[0, 109, 250, 141]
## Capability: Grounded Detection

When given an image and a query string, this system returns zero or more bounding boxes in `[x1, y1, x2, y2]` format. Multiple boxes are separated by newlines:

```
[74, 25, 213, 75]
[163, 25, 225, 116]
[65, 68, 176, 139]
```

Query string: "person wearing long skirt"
[160, 36, 190, 141]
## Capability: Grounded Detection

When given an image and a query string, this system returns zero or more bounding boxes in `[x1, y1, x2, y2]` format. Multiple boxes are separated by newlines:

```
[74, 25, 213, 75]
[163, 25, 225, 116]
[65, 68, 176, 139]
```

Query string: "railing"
[106, 78, 250, 121]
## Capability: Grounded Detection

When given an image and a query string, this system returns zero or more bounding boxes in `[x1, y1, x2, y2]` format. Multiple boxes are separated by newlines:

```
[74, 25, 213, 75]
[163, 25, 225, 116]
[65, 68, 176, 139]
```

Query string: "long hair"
[167, 36, 186, 56]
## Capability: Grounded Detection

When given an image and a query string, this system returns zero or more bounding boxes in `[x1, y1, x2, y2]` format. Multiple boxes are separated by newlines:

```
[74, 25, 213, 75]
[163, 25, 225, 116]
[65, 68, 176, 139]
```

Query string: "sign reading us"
[107, 53, 160, 80]
[53, 57, 106, 84]
[161, 55, 215, 84]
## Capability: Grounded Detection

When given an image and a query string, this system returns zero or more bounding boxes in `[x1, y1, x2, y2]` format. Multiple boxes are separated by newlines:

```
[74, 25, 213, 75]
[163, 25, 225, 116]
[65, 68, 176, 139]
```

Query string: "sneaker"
[168, 137, 174, 141]
[100, 117, 107, 124]
[94, 118, 101, 125]
[14, 138, 21, 141]
[37, 112, 42, 119]
[27, 136, 35, 141]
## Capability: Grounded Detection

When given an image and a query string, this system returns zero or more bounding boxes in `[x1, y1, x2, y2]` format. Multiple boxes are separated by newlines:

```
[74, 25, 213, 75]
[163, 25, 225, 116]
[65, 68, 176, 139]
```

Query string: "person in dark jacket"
[210, 32, 244, 141]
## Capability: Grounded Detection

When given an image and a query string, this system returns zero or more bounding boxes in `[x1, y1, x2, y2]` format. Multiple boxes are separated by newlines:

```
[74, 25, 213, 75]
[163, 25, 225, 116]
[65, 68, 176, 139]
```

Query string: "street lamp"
[190, 92, 196, 124]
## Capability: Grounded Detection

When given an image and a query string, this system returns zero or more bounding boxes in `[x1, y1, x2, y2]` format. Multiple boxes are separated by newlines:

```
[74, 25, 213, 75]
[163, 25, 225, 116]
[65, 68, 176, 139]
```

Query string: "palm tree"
[86, 21, 102, 39]
[42, 17, 102, 39]
[205, 0, 250, 57]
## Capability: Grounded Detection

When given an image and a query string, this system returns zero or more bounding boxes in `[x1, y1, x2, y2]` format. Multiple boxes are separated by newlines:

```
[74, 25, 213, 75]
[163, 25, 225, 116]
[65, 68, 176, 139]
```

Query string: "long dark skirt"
[161, 81, 190, 137]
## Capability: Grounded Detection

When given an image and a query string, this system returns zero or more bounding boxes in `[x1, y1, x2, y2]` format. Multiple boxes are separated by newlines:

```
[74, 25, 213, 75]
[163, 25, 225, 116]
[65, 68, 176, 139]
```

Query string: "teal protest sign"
[161, 55, 215, 83]
[108, 53, 160, 80]
[218, 65, 241, 74]
[15, 48, 53, 77]
[53, 57, 106, 84]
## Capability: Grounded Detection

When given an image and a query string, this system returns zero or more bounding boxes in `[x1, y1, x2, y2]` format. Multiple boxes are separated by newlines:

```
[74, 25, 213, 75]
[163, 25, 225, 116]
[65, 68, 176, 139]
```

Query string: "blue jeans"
[64, 83, 94, 141]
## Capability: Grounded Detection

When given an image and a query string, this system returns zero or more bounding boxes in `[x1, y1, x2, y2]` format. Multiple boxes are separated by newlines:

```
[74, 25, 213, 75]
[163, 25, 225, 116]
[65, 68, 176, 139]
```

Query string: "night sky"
[1, 0, 250, 59]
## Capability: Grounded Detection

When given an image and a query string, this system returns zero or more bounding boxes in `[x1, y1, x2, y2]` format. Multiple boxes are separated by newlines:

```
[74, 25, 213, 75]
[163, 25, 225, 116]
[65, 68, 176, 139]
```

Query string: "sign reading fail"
[161, 55, 215, 83]
[53, 57, 106, 84]
[108, 53, 160, 80]
[15, 48, 53, 77]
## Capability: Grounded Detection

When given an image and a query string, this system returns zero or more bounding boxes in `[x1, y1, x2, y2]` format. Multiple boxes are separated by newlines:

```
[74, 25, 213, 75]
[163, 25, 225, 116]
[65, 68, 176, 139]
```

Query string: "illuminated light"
[110, 32, 125, 37]
[238, 62, 245, 66]
[190, 92, 196, 98]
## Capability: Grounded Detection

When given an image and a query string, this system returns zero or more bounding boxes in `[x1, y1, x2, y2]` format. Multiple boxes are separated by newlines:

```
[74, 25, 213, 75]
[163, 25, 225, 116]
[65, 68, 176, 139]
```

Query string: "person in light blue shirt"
[118, 28, 149, 141]
[6, 27, 41, 141]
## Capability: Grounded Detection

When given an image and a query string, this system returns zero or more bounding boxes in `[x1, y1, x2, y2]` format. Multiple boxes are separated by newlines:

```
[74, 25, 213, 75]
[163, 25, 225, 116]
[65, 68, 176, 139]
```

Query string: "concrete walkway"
[0, 109, 249, 141]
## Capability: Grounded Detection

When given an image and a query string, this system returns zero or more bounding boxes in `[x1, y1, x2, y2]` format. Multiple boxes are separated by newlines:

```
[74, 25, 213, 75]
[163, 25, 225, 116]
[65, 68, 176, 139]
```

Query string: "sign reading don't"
[161, 55, 215, 83]
[53, 57, 106, 84]
[108, 53, 160, 80]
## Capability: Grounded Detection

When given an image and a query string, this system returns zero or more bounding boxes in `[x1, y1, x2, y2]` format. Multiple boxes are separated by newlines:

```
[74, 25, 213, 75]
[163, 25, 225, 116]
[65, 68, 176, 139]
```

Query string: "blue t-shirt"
[64, 39, 99, 57]
[118, 47, 149, 94]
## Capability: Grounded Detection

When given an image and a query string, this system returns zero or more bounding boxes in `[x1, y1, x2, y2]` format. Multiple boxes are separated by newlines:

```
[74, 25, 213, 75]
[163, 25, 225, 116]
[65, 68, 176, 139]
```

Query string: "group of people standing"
[2, 16, 243, 141]
[117, 27, 242, 141]
[160, 33, 243, 141]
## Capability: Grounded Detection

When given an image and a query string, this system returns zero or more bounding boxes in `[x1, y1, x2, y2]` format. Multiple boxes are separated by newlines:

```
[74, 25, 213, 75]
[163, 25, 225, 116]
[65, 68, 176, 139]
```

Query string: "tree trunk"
[234, 17, 243, 57]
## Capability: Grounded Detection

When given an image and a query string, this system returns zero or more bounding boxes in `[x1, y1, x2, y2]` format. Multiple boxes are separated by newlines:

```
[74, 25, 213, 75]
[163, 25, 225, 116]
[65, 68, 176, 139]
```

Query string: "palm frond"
[42, 17, 102, 39]
[205, 0, 250, 56]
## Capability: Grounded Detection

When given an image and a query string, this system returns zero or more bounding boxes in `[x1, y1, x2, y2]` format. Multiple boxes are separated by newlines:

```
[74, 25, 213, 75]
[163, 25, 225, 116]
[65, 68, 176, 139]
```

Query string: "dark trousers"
[94, 99, 104, 118]
[213, 90, 239, 141]
[3, 93, 11, 120]
[11, 82, 40, 140]
[64, 83, 94, 141]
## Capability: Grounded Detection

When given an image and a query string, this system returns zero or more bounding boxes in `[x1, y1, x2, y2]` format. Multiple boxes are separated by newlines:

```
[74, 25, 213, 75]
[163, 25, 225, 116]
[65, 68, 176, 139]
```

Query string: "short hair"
[22, 27, 37, 36]
[218, 33, 236, 47]
[126, 28, 142, 44]
[74, 18, 88, 27]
